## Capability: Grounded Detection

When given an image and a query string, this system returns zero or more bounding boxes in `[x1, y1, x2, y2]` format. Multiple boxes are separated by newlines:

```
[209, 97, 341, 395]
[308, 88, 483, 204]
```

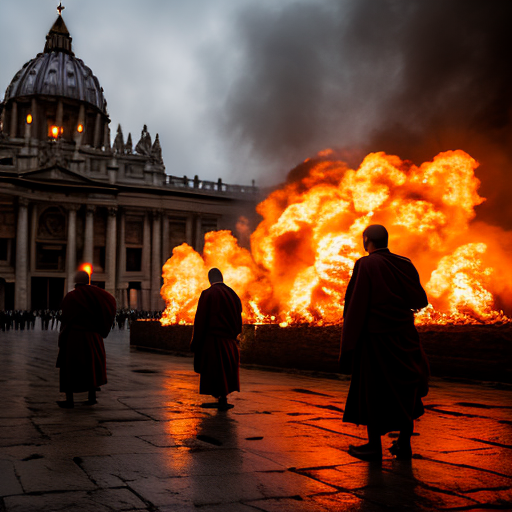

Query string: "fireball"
[161, 150, 511, 326]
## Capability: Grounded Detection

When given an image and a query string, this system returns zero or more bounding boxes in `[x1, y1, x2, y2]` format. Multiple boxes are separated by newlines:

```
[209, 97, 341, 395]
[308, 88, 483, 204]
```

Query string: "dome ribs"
[1, 13, 109, 144]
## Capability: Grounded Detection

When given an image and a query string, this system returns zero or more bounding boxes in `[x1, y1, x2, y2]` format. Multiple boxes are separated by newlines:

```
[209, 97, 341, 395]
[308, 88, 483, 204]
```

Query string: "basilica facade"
[0, 13, 260, 311]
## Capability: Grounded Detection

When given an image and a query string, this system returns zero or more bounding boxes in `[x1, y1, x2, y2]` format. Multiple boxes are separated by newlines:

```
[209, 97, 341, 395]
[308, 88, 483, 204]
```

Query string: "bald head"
[363, 224, 388, 252]
[208, 268, 223, 285]
[74, 270, 90, 285]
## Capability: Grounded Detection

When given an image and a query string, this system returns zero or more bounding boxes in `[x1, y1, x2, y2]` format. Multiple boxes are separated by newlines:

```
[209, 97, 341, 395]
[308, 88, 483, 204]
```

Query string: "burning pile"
[160, 150, 512, 326]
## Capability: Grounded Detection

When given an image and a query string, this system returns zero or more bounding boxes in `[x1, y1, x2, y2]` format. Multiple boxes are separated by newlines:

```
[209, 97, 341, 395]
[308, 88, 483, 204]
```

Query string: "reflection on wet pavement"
[0, 329, 511, 511]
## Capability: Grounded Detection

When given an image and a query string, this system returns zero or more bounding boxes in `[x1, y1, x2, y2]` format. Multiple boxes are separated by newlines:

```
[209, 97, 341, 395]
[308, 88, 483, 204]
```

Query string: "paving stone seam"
[27, 417, 50, 441]
[463, 437, 512, 450]
[288, 420, 364, 440]
[122, 484, 158, 512]
[416, 455, 512, 480]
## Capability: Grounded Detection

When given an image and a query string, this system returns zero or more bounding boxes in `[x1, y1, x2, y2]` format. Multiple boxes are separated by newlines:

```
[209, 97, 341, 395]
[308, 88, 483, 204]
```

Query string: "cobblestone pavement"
[0, 329, 511, 511]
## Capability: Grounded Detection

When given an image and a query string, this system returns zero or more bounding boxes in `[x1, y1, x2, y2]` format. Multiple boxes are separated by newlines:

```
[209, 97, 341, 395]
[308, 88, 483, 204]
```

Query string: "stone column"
[10, 101, 18, 138]
[142, 213, 151, 279]
[93, 113, 102, 148]
[77, 104, 85, 144]
[161, 213, 169, 262]
[30, 97, 37, 140]
[14, 198, 29, 309]
[66, 205, 79, 292]
[151, 210, 162, 310]
[141, 213, 152, 311]
[30, 204, 38, 274]
[116, 209, 127, 307]
[194, 215, 203, 252]
[185, 215, 193, 246]
[56, 100, 63, 128]
[141, 284, 151, 311]
[24, 111, 31, 140]
[83, 205, 95, 265]
[105, 207, 117, 297]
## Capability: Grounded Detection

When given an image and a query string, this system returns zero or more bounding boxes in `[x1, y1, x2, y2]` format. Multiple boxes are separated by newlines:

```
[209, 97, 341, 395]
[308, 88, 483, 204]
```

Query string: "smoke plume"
[220, 0, 512, 228]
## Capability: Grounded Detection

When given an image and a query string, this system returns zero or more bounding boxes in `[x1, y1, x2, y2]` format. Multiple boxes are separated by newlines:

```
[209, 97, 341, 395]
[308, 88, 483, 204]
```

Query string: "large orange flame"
[160, 150, 511, 326]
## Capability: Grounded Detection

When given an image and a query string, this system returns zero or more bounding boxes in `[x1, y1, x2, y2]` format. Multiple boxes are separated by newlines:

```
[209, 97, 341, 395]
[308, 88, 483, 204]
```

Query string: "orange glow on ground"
[160, 150, 512, 327]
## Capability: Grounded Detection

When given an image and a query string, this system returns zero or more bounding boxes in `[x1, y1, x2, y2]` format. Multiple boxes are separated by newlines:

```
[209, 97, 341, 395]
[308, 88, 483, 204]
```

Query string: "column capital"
[152, 208, 164, 219]
[66, 204, 80, 212]
[86, 204, 96, 214]
[18, 197, 30, 207]
[107, 206, 118, 217]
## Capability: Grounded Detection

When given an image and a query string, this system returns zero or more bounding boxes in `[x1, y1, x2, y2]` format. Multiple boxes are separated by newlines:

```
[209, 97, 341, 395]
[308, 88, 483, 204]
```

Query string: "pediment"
[20, 165, 104, 186]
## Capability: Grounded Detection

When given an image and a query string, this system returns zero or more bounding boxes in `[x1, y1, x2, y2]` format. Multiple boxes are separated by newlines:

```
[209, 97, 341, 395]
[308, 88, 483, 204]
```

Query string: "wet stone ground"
[0, 329, 511, 511]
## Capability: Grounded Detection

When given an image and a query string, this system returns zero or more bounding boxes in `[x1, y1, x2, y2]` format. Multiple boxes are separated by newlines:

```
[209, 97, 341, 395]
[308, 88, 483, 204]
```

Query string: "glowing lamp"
[50, 126, 59, 138]
[77, 124, 84, 133]
[26, 114, 33, 124]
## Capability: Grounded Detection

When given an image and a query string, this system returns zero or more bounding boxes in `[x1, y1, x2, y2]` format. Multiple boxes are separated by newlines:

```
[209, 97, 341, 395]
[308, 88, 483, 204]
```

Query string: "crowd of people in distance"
[0, 310, 49, 331]
[114, 308, 162, 329]
[0, 308, 163, 332]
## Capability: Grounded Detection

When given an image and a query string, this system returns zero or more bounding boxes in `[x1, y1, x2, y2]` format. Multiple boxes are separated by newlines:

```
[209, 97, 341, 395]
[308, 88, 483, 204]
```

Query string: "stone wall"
[130, 321, 193, 354]
[129, 321, 512, 383]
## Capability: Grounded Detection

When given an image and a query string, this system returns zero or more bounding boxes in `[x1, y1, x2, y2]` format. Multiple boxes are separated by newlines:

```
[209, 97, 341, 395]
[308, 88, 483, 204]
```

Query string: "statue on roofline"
[135, 124, 152, 157]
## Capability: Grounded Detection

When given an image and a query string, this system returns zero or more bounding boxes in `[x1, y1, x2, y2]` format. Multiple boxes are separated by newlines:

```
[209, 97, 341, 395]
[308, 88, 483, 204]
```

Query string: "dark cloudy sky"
[2, 1, 512, 226]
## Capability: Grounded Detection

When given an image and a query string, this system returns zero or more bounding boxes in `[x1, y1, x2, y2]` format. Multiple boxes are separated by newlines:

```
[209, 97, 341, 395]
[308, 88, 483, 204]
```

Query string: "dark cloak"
[56, 284, 116, 393]
[340, 248, 430, 434]
[191, 282, 242, 397]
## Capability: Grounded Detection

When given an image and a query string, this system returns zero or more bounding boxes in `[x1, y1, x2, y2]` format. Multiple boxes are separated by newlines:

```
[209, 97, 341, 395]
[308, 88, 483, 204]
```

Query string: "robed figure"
[56, 270, 116, 408]
[340, 225, 430, 461]
[191, 268, 242, 411]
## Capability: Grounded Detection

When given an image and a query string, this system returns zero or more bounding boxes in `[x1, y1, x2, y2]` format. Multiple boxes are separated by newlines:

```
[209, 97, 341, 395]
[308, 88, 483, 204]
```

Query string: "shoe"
[83, 399, 97, 406]
[218, 397, 234, 411]
[389, 440, 412, 460]
[348, 443, 382, 461]
[57, 400, 74, 409]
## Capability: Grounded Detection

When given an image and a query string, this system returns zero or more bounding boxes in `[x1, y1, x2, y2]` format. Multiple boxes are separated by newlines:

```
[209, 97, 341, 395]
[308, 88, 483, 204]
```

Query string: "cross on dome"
[57, 2, 65, 16]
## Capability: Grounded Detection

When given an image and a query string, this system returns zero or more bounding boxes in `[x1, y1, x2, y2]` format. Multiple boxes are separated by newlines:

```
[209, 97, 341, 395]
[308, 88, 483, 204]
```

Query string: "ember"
[160, 150, 512, 326]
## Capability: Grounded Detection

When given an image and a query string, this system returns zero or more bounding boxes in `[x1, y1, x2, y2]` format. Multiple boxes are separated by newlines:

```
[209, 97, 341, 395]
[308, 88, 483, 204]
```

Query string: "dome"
[3, 15, 107, 114]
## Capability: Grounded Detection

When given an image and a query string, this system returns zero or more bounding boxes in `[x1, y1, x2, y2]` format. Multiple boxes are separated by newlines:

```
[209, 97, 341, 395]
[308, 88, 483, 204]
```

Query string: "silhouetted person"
[191, 268, 242, 411]
[340, 225, 430, 461]
[56, 270, 116, 408]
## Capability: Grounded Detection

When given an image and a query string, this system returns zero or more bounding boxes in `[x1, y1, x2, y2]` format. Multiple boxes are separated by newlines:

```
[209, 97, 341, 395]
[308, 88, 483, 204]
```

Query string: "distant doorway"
[128, 281, 141, 310]
[31, 277, 65, 310]
[0, 279, 14, 310]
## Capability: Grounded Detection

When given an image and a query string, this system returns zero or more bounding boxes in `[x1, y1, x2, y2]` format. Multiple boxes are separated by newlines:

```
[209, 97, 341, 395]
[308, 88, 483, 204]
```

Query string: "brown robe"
[191, 282, 242, 398]
[341, 248, 430, 434]
[56, 284, 116, 393]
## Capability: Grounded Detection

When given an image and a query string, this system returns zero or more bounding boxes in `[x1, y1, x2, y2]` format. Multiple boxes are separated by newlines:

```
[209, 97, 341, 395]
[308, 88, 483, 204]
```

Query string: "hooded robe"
[56, 284, 116, 393]
[341, 248, 430, 434]
[191, 282, 242, 397]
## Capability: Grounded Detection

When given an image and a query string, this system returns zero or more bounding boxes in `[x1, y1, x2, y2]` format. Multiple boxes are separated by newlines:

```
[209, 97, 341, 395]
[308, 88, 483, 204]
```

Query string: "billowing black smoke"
[220, 0, 512, 227]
